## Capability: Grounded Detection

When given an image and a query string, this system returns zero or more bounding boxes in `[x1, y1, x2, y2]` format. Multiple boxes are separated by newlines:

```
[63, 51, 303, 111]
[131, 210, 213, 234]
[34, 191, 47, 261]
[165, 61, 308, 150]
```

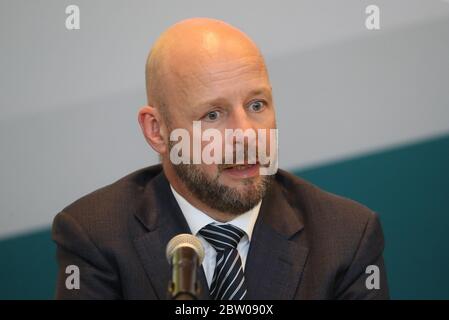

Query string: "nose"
[226, 105, 256, 135]
[224, 106, 258, 163]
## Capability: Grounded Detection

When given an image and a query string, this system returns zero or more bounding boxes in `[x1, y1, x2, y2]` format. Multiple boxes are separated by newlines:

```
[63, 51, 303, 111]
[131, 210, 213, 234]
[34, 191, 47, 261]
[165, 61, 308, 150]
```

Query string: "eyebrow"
[246, 87, 272, 98]
[196, 86, 272, 110]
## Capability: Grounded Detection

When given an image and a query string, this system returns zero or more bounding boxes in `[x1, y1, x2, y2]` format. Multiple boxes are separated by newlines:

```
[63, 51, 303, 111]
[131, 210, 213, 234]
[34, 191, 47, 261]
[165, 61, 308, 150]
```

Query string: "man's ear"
[137, 105, 168, 155]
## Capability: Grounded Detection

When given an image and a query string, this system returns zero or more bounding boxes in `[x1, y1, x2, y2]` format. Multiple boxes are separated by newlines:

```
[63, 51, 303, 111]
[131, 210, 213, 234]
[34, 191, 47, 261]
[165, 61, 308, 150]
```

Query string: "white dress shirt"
[170, 184, 262, 288]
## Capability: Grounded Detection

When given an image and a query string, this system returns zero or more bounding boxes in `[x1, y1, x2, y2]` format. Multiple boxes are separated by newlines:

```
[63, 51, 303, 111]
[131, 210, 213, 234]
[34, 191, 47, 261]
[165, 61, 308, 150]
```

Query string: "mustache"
[217, 152, 263, 172]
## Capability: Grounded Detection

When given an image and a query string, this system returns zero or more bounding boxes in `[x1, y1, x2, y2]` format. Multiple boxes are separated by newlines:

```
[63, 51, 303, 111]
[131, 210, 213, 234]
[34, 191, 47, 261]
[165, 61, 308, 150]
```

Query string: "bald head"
[139, 18, 276, 219]
[145, 18, 268, 121]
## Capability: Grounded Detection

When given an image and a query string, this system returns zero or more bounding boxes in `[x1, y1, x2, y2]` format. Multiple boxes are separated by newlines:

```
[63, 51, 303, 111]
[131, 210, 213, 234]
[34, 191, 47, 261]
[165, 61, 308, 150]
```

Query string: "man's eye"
[248, 101, 265, 112]
[204, 110, 220, 122]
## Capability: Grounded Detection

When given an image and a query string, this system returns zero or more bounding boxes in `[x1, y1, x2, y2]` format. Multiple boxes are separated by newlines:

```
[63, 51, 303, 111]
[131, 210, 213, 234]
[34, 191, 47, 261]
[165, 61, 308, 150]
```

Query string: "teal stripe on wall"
[1, 133, 448, 299]
[0, 229, 56, 299]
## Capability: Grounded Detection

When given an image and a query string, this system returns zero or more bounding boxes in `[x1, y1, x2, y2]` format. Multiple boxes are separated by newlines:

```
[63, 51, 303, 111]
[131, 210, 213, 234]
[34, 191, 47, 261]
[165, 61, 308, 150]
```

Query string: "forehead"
[165, 52, 270, 105]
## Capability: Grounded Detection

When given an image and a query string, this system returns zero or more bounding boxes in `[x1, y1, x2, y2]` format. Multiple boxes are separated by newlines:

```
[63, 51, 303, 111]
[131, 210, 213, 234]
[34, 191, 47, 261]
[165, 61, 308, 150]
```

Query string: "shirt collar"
[170, 184, 261, 240]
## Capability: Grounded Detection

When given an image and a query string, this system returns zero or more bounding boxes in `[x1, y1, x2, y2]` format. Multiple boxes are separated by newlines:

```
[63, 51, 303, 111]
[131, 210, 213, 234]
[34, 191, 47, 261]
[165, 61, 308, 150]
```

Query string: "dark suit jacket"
[52, 164, 389, 299]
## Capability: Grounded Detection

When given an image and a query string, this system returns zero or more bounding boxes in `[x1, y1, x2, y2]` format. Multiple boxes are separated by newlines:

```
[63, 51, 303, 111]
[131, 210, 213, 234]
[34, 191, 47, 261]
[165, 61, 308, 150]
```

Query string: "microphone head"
[166, 234, 205, 264]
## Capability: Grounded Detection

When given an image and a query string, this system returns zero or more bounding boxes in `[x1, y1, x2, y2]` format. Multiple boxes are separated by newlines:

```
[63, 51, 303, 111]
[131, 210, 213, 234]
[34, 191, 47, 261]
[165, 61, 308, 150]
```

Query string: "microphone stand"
[168, 246, 202, 300]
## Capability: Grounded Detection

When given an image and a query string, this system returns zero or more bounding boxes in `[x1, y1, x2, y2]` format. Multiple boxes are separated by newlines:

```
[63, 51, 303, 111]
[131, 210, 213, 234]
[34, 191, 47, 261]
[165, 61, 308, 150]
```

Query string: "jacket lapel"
[245, 179, 309, 300]
[133, 170, 210, 300]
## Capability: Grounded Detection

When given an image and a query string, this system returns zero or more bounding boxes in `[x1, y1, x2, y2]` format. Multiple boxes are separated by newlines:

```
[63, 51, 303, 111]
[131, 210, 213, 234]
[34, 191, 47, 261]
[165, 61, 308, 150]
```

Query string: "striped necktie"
[198, 223, 247, 300]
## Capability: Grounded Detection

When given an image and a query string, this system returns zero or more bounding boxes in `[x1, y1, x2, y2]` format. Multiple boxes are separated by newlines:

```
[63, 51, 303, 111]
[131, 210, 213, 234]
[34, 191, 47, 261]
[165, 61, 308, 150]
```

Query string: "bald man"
[52, 18, 389, 300]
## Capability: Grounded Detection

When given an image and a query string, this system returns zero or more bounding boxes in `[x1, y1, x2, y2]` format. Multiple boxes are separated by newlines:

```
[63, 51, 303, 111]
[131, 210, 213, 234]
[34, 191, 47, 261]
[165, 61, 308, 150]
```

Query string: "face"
[162, 44, 277, 215]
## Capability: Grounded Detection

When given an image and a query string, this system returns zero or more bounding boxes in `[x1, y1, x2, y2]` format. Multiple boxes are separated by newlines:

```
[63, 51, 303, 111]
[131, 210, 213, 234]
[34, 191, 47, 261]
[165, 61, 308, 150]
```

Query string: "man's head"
[138, 18, 277, 220]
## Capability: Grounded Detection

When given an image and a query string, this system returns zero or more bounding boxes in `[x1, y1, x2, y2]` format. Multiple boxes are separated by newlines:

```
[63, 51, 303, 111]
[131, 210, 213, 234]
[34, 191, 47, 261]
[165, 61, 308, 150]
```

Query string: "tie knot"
[198, 223, 246, 251]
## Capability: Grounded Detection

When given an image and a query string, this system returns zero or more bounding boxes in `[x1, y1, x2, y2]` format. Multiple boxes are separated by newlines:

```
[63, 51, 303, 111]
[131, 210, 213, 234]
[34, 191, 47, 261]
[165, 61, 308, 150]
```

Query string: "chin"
[220, 175, 259, 189]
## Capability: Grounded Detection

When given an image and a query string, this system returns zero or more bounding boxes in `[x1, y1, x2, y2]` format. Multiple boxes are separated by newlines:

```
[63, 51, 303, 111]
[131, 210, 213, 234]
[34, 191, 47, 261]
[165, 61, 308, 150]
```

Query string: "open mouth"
[224, 164, 256, 170]
[222, 163, 260, 178]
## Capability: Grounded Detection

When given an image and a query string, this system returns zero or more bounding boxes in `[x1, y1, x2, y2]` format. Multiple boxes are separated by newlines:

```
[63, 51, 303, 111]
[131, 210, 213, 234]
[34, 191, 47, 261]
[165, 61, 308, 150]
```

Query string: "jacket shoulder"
[275, 168, 378, 242]
[52, 164, 162, 242]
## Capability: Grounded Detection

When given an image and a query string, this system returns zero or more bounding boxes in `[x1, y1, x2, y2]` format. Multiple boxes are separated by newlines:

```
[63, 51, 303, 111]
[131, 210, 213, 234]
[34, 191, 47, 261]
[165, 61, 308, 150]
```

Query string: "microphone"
[166, 233, 205, 300]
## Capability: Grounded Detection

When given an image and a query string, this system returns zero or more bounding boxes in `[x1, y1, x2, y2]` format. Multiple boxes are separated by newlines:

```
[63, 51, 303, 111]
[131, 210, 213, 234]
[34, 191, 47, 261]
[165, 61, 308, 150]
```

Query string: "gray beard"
[172, 162, 274, 215]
